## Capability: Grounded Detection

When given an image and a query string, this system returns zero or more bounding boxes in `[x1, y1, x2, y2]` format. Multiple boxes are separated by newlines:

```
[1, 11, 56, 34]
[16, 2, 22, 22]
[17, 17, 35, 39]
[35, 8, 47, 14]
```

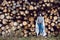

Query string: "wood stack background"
[0, 0, 60, 37]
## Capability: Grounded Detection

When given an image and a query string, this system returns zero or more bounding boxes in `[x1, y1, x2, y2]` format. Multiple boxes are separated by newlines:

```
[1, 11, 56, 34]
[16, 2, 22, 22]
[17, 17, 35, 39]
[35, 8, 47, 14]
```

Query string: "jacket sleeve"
[35, 20, 39, 36]
[42, 17, 46, 36]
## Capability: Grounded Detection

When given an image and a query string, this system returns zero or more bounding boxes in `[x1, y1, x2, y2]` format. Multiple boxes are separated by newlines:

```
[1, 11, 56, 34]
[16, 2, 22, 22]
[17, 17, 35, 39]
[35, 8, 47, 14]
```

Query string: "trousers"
[38, 23, 43, 34]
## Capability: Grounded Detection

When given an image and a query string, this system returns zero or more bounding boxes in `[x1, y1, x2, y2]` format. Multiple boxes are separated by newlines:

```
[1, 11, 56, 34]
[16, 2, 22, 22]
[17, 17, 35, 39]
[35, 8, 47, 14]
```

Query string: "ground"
[0, 34, 60, 40]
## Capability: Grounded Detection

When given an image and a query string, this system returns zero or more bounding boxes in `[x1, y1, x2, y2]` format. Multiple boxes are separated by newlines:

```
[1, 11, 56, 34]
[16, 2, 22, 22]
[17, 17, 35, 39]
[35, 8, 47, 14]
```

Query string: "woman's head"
[39, 14, 42, 16]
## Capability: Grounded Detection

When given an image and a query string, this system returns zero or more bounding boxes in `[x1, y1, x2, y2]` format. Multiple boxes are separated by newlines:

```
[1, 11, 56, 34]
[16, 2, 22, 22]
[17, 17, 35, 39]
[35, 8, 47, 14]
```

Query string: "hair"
[38, 11, 42, 16]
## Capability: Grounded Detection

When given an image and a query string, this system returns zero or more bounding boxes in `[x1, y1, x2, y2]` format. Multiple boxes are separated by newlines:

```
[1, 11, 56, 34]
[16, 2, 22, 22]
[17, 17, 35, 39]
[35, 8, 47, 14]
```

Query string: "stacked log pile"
[0, 0, 60, 37]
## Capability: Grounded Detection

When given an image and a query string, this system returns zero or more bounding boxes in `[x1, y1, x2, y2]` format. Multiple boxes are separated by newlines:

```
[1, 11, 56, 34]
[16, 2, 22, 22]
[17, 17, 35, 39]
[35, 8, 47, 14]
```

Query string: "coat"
[35, 16, 46, 36]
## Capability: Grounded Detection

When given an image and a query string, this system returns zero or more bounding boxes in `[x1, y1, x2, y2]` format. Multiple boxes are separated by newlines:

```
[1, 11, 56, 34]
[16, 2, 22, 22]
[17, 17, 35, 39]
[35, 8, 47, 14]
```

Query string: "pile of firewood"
[0, 0, 60, 37]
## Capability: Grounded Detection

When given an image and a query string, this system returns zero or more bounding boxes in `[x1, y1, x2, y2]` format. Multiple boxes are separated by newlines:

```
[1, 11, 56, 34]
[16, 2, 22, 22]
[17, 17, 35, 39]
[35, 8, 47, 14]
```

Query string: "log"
[1, 27, 5, 30]
[48, 31, 50, 34]
[0, 15, 5, 19]
[24, 17, 28, 20]
[2, 31, 5, 35]
[17, 26, 20, 29]
[31, 32, 36, 35]
[53, 20, 55, 22]
[50, 16, 52, 20]
[6, 16, 11, 19]
[11, 26, 16, 31]
[12, 10, 16, 14]
[13, 22, 18, 26]
[48, 26, 51, 29]
[9, 22, 14, 26]
[46, 3, 50, 7]
[6, 30, 9, 34]
[20, 23, 23, 27]
[22, 21, 27, 26]
[2, 19, 8, 24]
[31, 2, 34, 5]
[24, 26, 28, 29]
[25, 10, 29, 14]
[0, 7, 4, 10]
[16, 20, 21, 24]
[30, 28, 34, 32]
[34, 13, 37, 17]
[50, 0, 54, 2]
[57, 23, 60, 28]
[28, 24, 31, 28]
[0, 24, 2, 27]
[29, 17, 34, 22]
[44, 0, 48, 2]
[50, 28, 54, 31]
[5, 25, 9, 30]
[29, 5, 34, 10]
[24, 30, 28, 34]
[20, 32, 24, 36]
[19, 7, 22, 10]
[3, 8, 7, 13]
[31, 24, 35, 28]
[53, 16, 57, 20]
[33, 2, 36, 6]
[44, 15, 47, 19]
[20, 11, 24, 15]
[0, 28, 2, 32]
[2, 0, 8, 6]
[45, 18, 50, 23]
[46, 28, 48, 32]
[42, 4, 45, 7]
[29, 32, 31, 35]
[8, 29, 11, 33]
[51, 22, 55, 26]
[24, 34, 27, 37]
[23, 6, 26, 10]
[8, 1, 11, 4]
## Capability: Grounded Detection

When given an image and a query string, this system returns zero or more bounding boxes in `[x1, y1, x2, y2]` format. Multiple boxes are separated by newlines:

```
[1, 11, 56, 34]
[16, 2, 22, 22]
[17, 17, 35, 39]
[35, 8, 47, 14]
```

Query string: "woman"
[36, 14, 46, 36]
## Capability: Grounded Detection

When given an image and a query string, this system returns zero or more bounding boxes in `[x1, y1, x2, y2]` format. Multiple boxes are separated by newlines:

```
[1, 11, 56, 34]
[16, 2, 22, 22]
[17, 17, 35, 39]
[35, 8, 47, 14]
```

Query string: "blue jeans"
[38, 23, 43, 34]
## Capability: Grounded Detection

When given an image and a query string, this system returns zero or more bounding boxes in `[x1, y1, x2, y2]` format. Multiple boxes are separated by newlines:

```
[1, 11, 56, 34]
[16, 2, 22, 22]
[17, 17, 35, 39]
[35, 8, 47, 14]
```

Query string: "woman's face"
[39, 14, 42, 16]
